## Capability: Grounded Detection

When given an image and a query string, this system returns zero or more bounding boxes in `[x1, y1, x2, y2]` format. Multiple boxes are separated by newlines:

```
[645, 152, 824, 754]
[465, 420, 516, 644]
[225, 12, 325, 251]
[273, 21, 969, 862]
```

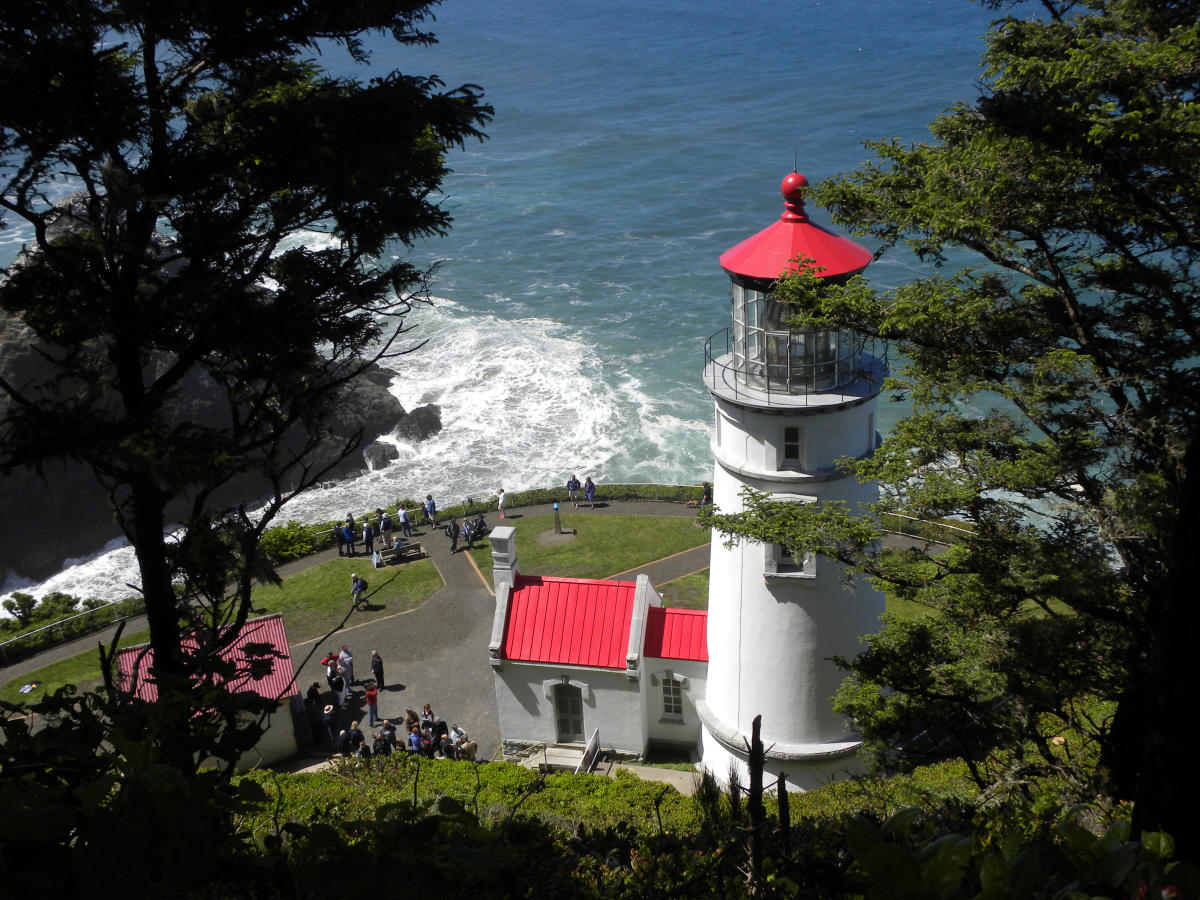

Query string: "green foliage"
[258, 519, 330, 564]
[241, 756, 701, 837]
[0, 0, 490, 771]
[0, 591, 145, 668]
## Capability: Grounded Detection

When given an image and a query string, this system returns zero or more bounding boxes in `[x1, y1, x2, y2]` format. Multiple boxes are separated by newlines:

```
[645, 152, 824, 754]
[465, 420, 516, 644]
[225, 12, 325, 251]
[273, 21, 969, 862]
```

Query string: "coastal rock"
[363, 441, 400, 469]
[0, 309, 404, 585]
[394, 404, 443, 443]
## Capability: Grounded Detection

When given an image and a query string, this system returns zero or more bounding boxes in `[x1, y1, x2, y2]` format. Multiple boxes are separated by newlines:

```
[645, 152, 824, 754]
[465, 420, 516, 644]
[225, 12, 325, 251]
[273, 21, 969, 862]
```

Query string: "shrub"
[258, 519, 331, 564]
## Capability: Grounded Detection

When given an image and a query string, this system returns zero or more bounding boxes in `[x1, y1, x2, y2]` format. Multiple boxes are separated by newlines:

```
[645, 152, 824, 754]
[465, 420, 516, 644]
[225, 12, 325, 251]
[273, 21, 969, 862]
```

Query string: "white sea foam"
[4, 290, 703, 604]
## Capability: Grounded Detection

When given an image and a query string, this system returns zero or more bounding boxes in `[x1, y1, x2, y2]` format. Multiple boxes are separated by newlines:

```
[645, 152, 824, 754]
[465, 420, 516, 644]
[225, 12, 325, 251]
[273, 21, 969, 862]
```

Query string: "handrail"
[0, 598, 135, 650]
[704, 326, 888, 406]
[883, 512, 973, 535]
[576, 727, 601, 775]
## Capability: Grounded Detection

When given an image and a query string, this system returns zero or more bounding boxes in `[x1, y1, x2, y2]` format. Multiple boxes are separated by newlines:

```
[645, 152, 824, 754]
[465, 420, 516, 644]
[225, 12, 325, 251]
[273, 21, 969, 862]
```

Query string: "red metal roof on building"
[116, 613, 298, 703]
[719, 172, 873, 282]
[502, 576, 637, 669]
[643, 606, 709, 662]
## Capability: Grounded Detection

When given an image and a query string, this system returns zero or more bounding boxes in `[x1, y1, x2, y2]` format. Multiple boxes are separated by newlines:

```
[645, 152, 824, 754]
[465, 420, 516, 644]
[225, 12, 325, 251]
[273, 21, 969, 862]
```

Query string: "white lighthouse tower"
[697, 171, 886, 791]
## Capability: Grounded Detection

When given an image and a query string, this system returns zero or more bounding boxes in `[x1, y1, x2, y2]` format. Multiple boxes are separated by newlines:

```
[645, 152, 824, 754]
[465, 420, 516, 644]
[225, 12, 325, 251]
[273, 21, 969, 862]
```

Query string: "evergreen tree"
[703, 0, 1200, 850]
[0, 0, 489, 768]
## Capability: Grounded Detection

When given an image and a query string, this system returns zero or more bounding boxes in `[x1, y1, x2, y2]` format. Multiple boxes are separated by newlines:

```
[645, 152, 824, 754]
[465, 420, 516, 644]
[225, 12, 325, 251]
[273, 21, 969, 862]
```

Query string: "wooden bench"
[376, 542, 423, 566]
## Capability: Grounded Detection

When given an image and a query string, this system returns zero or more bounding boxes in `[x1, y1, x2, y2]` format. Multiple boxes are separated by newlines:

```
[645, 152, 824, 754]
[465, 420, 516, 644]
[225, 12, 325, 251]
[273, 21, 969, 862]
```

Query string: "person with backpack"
[351, 574, 368, 610]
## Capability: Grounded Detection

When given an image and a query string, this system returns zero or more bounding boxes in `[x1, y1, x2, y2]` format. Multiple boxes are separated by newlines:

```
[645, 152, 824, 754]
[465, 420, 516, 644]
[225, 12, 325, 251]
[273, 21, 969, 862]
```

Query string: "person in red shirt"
[364, 681, 380, 727]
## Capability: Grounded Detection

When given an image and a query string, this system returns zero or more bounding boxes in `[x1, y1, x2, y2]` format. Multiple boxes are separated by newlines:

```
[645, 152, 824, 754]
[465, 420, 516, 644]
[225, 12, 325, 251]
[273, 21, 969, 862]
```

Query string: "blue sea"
[3, 0, 997, 599]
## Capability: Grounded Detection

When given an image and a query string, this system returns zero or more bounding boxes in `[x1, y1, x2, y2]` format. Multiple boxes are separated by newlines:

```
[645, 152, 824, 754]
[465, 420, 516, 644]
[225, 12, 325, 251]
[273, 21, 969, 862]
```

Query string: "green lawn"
[468, 513, 710, 582]
[1, 557, 443, 705]
[248, 557, 442, 638]
[657, 571, 711, 609]
[0, 627, 151, 705]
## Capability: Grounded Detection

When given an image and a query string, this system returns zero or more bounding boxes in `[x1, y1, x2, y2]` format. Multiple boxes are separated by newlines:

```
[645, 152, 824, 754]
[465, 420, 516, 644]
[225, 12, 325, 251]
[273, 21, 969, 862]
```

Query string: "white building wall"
[200, 704, 299, 772]
[494, 663, 647, 753]
[645, 658, 707, 748]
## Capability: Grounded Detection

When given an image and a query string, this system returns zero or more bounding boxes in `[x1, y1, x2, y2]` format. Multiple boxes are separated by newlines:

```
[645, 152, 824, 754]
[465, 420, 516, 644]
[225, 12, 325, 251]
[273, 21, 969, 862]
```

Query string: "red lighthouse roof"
[719, 172, 872, 282]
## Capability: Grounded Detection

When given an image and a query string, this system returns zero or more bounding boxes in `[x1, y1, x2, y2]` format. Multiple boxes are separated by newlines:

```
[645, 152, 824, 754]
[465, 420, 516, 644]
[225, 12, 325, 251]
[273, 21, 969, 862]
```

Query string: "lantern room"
[704, 172, 885, 404]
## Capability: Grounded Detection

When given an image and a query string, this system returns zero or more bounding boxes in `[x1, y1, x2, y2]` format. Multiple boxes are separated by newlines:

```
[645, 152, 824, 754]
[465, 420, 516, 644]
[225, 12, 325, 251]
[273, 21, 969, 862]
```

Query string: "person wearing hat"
[322, 704, 339, 749]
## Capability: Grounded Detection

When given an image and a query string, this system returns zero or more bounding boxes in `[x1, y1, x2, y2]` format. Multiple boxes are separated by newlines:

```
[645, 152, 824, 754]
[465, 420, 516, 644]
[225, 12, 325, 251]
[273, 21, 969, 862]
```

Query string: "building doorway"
[553, 683, 584, 743]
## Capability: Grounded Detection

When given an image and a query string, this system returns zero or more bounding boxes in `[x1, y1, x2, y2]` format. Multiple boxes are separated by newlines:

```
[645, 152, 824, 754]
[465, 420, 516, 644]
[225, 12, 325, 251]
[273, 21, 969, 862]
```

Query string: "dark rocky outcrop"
[394, 404, 443, 443]
[362, 441, 400, 469]
[0, 307, 406, 585]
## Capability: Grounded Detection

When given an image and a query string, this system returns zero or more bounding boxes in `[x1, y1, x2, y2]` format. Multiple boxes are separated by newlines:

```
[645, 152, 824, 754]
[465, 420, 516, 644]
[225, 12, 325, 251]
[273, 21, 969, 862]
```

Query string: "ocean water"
[3, 0, 997, 601]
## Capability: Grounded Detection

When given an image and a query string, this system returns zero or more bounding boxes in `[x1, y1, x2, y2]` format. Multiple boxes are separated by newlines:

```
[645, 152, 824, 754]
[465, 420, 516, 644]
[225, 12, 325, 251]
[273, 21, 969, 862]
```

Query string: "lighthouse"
[697, 172, 887, 791]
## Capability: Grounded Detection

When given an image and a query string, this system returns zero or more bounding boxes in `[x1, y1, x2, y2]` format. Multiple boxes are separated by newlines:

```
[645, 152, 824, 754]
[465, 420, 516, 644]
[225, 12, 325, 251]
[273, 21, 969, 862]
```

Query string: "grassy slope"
[237, 754, 977, 840]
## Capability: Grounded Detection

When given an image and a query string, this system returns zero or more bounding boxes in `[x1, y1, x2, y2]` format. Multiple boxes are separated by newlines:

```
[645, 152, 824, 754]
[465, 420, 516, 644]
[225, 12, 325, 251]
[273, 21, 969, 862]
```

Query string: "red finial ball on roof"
[780, 172, 809, 224]
[781, 171, 808, 197]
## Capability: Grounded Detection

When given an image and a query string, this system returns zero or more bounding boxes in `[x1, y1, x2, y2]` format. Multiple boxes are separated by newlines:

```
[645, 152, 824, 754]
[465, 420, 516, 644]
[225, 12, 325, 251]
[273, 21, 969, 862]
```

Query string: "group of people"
[333, 496, 439, 558]
[401, 703, 478, 761]
[312, 643, 383, 711]
[565, 474, 597, 508]
[444, 511, 488, 554]
[308, 645, 477, 763]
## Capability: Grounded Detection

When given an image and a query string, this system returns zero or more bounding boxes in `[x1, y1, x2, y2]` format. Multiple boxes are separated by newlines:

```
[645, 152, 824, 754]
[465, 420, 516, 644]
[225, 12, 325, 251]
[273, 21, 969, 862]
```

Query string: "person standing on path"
[330, 668, 347, 709]
[399, 505, 413, 538]
[364, 681, 380, 727]
[497, 487, 507, 519]
[322, 704, 339, 749]
[370, 650, 385, 688]
[424, 494, 437, 525]
[584, 476, 596, 508]
[362, 521, 375, 555]
[566, 474, 581, 507]
[447, 517, 460, 553]
[339, 644, 356, 685]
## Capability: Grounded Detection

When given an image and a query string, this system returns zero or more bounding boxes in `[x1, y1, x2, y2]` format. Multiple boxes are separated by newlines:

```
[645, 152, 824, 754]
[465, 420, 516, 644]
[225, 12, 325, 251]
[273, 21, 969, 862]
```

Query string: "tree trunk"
[128, 477, 194, 771]
[1120, 439, 1200, 856]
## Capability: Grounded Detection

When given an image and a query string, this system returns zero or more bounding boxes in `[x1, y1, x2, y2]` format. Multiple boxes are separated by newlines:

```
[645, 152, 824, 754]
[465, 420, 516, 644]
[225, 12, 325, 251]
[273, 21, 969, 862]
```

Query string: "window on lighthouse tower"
[782, 425, 805, 470]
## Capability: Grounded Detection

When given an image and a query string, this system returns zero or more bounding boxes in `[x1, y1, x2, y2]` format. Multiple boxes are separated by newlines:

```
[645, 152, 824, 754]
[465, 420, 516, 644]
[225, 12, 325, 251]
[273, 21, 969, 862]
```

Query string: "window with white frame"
[760, 495, 819, 579]
[662, 676, 683, 720]
[782, 425, 804, 470]
[774, 544, 817, 577]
